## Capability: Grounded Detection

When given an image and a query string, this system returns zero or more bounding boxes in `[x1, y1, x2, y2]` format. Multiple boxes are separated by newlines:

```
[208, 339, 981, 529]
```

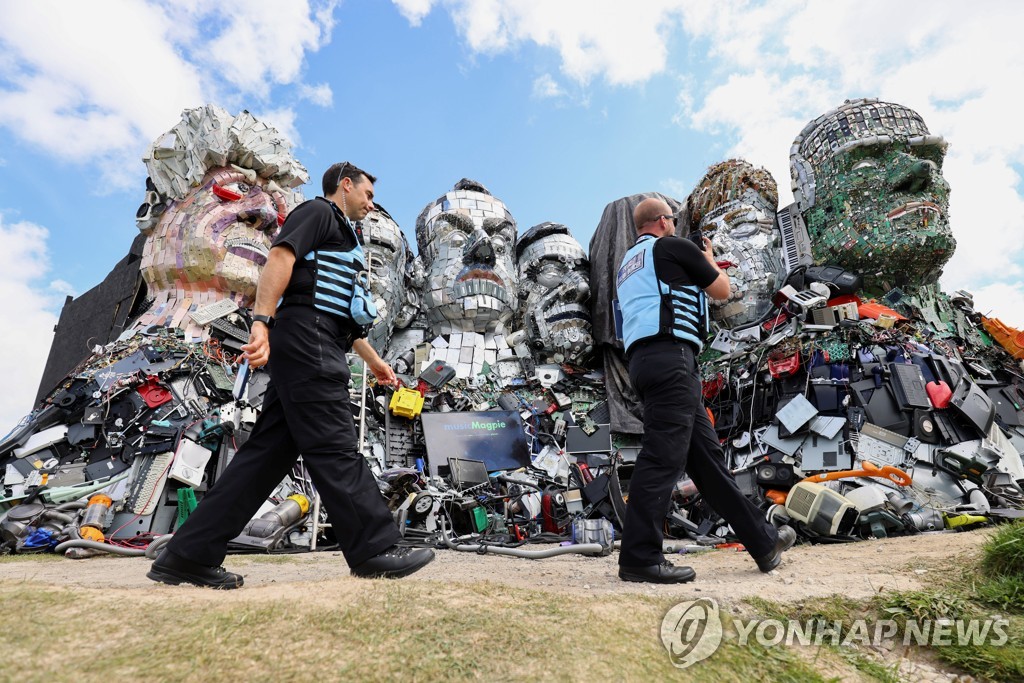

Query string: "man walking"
[148, 162, 434, 588]
[615, 197, 794, 584]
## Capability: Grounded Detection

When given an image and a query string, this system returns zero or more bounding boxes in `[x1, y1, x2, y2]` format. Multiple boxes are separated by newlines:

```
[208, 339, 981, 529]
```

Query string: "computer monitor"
[420, 411, 531, 477]
[447, 458, 490, 490]
[565, 424, 612, 455]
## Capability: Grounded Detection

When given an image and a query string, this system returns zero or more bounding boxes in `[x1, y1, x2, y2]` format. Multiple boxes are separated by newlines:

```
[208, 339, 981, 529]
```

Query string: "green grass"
[740, 524, 1024, 683]
[0, 552, 64, 563]
[973, 574, 1024, 611]
[834, 649, 901, 683]
[5, 524, 1024, 681]
[981, 520, 1024, 578]
[879, 589, 970, 622]
[0, 579, 832, 683]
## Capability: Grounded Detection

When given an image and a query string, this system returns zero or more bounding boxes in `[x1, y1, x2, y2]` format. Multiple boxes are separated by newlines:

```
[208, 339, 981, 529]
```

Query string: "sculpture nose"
[463, 230, 496, 266]
[237, 206, 278, 233]
[559, 272, 590, 303]
[893, 159, 937, 194]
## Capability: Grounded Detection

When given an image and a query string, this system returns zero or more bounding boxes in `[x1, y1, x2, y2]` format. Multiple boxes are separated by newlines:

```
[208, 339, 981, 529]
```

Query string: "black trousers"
[619, 339, 777, 567]
[167, 306, 401, 568]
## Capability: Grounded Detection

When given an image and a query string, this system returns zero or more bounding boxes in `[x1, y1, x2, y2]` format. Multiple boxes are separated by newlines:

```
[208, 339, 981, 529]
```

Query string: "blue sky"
[1, 0, 1023, 427]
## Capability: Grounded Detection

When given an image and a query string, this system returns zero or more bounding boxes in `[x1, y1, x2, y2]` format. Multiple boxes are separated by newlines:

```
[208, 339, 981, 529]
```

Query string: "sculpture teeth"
[887, 201, 942, 220]
[225, 237, 269, 256]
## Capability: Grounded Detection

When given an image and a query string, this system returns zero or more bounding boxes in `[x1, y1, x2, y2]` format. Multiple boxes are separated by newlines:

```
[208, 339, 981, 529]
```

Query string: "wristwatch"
[252, 314, 275, 328]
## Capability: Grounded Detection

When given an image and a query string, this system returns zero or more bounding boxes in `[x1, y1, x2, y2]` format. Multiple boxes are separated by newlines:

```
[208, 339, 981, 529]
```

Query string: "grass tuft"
[981, 520, 1024, 578]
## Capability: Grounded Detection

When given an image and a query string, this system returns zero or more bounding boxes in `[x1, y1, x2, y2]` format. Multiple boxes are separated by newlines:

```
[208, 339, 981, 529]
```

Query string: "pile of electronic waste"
[3, 274, 1024, 563]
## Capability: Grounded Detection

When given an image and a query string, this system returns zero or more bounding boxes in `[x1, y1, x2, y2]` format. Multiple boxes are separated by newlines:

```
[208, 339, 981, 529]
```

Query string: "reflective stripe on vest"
[304, 247, 367, 319]
[616, 235, 707, 353]
[294, 199, 377, 326]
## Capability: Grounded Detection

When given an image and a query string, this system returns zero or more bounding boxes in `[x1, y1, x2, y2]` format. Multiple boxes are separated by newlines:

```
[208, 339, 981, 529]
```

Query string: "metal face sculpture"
[515, 222, 593, 365]
[140, 166, 286, 301]
[414, 179, 518, 337]
[791, 98, 955, 292]
[135, 105, 307, 332]
[362, 205, 418, 352]
[688, 159, 783, 328]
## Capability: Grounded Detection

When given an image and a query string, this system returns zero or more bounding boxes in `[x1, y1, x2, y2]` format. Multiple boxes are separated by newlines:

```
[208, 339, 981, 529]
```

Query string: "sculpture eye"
[852, 160, 877, 171]
[491, 235, 506, 253]
[449, 232, 467, 248]
[536, 262, 565, 288]
[212, 183, 243, 201]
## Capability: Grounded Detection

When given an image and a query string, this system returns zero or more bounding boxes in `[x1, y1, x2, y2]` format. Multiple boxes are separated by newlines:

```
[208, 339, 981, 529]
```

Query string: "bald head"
[634, 198, 672, 234]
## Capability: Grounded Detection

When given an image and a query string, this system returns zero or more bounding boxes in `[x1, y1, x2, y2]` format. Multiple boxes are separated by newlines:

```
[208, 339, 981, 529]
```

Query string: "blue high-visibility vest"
[294, 199, 377, 326]
[616, 235, 708, 353]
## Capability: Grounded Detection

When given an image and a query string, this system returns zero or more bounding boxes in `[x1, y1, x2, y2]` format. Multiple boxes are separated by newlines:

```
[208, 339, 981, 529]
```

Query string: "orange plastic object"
[857, 300, 907, 322]
[827, 294, 861, 308]
[715, 543, 745, 551]
[764, 489, 788, 505]
[983, 316, 1024, 359]
[802, 460, 912, 487]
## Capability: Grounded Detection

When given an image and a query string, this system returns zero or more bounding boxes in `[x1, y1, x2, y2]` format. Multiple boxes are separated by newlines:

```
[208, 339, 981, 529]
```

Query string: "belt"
[277, 299, 360, 347]
[627, 336, 698, 360]
[280, 294, 315, 308]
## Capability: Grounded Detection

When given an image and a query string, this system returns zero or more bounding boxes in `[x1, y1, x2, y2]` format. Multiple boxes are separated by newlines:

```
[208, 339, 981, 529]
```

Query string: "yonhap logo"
[659, 597, 1009, 668]
[660, 598, 724, 669]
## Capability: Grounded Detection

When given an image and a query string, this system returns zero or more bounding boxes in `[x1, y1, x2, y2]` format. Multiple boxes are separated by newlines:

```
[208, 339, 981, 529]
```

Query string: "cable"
[439, 516, 605, 558]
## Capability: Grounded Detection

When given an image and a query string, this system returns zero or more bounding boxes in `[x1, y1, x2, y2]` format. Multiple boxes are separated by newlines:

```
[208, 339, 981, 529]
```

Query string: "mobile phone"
[232, 359, 252, 401]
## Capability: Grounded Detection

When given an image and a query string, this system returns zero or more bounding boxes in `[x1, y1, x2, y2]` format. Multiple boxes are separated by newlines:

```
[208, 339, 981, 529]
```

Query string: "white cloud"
[49, 279, 76, 298]
[392, 0, 437, 26]
[0, 215, 61, 430]
[685, 70, 835, 199]
[968, 282, 1024, 329]
[532, 73, 563, 99]
[660, 178, 689, 200]
[398, 0, 689, 85]
[675, 3, 1024, 325]
[200, 2, 335, 97]
[255, 108, 301, 148]
[406, 1, 1024, 326]
[0, 1, 336, 190]
[298, 82, 334, 107]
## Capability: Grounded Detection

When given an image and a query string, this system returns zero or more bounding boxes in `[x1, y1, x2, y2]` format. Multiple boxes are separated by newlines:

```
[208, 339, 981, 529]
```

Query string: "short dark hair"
[322, 162, 377, 196]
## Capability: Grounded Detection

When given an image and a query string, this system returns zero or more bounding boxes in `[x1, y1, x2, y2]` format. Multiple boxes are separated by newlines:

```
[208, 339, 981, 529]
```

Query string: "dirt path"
[0, 528, 986, 604]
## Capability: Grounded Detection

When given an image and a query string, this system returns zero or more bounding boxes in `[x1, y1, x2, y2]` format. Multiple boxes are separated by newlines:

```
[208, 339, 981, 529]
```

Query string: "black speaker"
[755, 462, 796, 490]
[913, 408, 940, 444]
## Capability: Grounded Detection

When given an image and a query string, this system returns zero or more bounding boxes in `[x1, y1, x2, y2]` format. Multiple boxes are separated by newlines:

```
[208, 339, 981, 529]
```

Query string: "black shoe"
[351, 545, 435, 579]
[619, 561, 696, 584]
[754, 525, 797, 573]
[147, 549, 244, 589]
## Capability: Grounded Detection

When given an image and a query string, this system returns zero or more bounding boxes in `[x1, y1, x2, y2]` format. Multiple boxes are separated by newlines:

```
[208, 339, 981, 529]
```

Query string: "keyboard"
[190, 299, 239, 326]
[889, 363, 932, 409]
[123, 452, 174, 516]
[777, 203, 814, 274]
[209, 317, 251, 343]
